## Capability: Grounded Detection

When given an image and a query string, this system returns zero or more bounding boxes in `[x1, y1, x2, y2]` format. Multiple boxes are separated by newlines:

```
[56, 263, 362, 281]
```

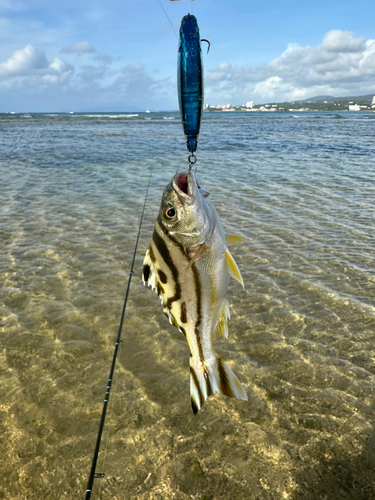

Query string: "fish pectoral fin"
[215, 300, 231, 339]
[199, 187, 210, 198]
[190, 355, 248, 415]
[186, 243, 211, 269]
[226, 234, 245, 244]
[225, 250, 244, 289]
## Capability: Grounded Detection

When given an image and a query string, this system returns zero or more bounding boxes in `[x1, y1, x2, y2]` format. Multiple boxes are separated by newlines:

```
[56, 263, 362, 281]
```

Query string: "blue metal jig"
[177, 14, 204, 155]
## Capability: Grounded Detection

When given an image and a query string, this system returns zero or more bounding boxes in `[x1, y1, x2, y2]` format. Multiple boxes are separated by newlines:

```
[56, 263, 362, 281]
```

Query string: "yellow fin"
[226, 250, 244, 289]
[226, 235, 245, 244]
[215, 300, 231, 339]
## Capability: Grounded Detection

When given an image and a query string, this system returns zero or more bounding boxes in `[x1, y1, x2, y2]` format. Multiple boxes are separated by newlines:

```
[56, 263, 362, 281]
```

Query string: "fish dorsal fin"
[225, 250, 244, 289]
[142, 248, 166, 305]
[214, 299, 231, 339]
[226, 234, 245, 244]
[142, 248, 156, 290]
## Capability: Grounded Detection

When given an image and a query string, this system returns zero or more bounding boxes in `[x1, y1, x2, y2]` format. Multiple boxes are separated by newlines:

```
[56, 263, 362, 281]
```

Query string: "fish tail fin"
[189, 355, 247, 415]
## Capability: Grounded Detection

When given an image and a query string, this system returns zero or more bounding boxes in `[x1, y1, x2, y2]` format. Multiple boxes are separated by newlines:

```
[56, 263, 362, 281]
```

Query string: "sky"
[0, 0, 375, 112]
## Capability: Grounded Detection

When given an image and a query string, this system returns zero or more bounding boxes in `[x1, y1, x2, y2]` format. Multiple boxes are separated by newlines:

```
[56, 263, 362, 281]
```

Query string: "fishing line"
[84, 167, 154, 500]
[158, 0, 178, 39]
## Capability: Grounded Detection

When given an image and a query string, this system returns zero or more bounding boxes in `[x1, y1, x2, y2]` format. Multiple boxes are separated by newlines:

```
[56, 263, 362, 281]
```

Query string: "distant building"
[245, 101, 254, 109]
[216, 104, 232, 109]
[349, 104, 369, 111]
[372, 96, 375, 105]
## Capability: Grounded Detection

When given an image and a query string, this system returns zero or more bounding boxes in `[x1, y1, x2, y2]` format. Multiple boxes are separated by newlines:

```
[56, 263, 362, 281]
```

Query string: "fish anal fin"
[225, 250, 244, 289]
[189, 355, 247, 415]
[215, 299, 231, 339]
[226, 234, 245, 244]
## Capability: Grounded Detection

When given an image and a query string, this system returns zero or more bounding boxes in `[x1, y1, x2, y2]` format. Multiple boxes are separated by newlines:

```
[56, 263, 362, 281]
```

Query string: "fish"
[142, 171, 248, 414]
[177, 14, 204, 154]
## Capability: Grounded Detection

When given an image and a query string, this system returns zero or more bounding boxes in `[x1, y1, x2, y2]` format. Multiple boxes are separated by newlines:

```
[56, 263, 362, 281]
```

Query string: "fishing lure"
[177, 14, 204, 155]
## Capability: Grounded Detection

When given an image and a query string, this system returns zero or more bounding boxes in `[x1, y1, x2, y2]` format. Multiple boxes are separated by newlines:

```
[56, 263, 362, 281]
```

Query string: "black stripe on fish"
[143, 264, 151, 283]
[180, 302, 188, 324]
[151, 229, 182, 308]
[192, 263, 205, 366]
[157, 214, 169, 236]
[217, 357, 236, 398]
[149, 245, 156, 263]
[170, 314, 178, 328]
[158, 269, 168, 284]
[179, 326, 187, 338]
[190, 365, 204, 411]
[205, 371, 213, 399]
[156, 282, 164, 297]
[191, 397, 199, 416]
[157, 215, 187, 256]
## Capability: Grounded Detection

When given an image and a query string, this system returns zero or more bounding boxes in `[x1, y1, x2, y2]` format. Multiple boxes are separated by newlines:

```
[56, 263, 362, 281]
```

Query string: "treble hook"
[201, 39, 210, 54]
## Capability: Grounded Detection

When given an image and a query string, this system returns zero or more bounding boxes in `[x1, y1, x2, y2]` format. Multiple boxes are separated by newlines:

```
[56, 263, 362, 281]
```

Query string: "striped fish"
[142, 171, 248, 414]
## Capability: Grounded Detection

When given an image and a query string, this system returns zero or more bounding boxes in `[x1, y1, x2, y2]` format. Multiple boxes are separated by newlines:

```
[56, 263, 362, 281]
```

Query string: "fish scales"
[143, 171, 247, 414]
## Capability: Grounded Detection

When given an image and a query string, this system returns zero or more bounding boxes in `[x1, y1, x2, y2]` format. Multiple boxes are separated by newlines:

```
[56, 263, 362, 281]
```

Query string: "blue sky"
[0, 0, 374, 112]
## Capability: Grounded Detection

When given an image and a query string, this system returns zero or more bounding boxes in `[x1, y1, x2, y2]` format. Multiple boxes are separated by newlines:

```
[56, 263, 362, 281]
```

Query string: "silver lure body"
[143, 172, 247, 414]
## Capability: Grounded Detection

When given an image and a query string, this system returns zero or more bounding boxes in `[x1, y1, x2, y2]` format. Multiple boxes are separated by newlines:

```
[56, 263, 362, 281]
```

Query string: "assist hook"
[201, 39, 210, 54]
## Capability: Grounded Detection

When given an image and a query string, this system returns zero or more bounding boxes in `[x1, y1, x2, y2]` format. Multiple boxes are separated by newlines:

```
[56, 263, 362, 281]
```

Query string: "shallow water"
[1, 111, 375, 499]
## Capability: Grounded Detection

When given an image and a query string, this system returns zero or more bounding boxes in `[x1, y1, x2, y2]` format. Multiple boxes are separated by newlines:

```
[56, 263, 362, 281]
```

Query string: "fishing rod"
[84, 168, 153, 500]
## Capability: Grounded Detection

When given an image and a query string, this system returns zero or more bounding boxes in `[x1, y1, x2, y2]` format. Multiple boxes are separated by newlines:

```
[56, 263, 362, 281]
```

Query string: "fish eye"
[165, 207, 176, 219]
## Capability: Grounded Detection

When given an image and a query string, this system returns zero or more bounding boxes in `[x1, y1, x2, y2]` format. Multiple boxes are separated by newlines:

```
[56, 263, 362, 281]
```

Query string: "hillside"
[204, 94, 375, 112]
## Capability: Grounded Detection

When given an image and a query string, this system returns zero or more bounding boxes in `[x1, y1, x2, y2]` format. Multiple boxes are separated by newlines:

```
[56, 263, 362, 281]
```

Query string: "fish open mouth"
[175, 172, 201, 198]
[175, 173, 189, 195]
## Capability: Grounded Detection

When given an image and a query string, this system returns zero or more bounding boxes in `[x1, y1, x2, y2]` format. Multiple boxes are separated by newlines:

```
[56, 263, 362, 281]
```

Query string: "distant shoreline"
[204, 94, 375, 113]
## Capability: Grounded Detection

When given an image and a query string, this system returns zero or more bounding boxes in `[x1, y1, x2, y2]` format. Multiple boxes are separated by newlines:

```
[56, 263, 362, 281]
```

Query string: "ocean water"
[1, 110, 375, 500]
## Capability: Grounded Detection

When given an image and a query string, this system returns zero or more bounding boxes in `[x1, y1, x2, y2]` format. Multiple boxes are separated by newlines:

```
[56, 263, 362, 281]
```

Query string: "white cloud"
[94, 53, 112, 65]
[103, 64, 171, 106]
[321, 30, 365, 53]
[205, 30, 375, 103]
[61, 41, 95, 54]
[0, 45, 74, 85]
[0, 45, 48, 77]
[0, 43, 172, 111]
[2, 29, 374, 112]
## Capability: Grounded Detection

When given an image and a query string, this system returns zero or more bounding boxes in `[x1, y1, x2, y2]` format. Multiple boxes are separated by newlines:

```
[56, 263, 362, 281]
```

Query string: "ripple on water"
[1, 112, 375, 499]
